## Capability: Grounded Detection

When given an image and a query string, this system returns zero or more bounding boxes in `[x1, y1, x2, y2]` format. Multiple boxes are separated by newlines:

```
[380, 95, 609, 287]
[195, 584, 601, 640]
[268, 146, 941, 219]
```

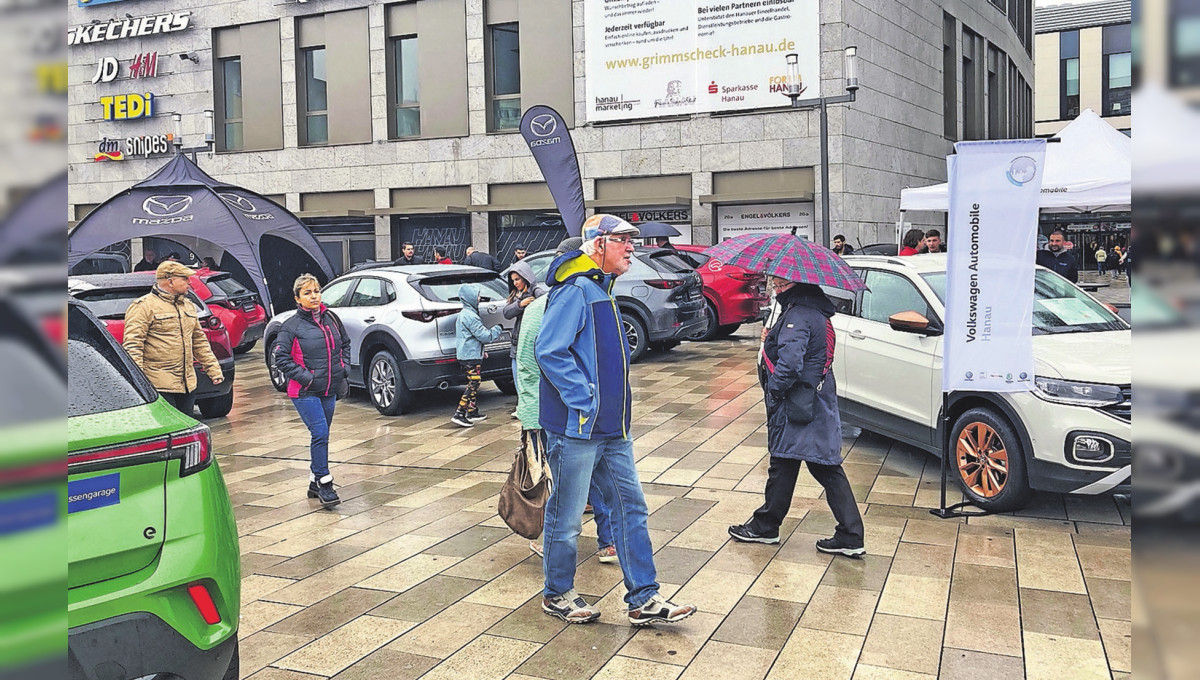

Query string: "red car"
[675, 244, 768, 341]
[189, 269, 268, 354]
[67, 273, 237, 418]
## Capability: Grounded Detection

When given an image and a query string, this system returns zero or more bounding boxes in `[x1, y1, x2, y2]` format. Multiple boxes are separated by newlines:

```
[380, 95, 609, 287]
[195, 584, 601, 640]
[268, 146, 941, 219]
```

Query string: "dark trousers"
[749, 456, 865, 546]
[161, 391, 196, 417]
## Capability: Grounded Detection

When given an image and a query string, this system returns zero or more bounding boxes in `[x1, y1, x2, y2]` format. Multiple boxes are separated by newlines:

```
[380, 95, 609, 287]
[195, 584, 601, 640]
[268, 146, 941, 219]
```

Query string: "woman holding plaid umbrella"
[704, 234, 867, 557]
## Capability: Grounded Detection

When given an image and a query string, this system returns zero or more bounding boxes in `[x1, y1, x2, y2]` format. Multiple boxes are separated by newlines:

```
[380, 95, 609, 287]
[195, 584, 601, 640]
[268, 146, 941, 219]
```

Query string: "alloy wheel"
[956, 422, 1009, 498]
[622, 319, 639, 352]
[370, 358, 395, 409]
[269, 362, 286, 390]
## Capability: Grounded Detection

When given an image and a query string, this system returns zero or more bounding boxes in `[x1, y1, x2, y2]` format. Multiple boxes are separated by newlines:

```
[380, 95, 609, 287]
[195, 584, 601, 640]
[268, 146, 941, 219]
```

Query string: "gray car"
[263, 264, 515, 415]
[522, 246, 706, 362]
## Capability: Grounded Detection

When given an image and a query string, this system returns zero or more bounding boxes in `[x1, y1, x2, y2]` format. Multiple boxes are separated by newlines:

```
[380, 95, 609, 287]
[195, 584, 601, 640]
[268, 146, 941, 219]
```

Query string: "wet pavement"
[216, 327, 1130, 680]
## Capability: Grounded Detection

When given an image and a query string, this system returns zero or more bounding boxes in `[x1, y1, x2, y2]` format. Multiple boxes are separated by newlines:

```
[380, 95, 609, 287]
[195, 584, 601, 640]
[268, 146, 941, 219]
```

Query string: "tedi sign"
[68, 12, 191, 47]
[100, 93, 155, 120]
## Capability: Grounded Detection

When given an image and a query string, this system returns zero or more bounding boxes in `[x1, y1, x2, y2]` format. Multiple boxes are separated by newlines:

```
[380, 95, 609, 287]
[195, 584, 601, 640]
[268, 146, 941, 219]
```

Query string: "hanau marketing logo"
[529, 114, 557, 138]
[1006, 156, 1038, 186]
[142, 195, 192, 216]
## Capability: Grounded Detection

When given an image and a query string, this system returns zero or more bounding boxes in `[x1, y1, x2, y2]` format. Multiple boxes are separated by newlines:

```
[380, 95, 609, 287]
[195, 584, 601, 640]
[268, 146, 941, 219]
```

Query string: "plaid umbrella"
[702, 233, 867, 292]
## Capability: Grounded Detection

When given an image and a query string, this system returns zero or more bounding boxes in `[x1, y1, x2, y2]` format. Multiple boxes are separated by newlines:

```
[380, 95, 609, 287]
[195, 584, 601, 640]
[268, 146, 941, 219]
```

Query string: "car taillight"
[69, 436, 169, 471]
[170, 425, 212, 477]
[402, 309, 458, 322]
[187, 583, 221, 625]
[726, 271, 757, 282]
[203, 315, 224, 330]
[646, 279, 684, 290]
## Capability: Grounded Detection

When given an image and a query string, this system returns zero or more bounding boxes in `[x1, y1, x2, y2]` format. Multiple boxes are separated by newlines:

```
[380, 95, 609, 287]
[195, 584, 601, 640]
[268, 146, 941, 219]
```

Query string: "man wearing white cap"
[535, 214, 697, 626]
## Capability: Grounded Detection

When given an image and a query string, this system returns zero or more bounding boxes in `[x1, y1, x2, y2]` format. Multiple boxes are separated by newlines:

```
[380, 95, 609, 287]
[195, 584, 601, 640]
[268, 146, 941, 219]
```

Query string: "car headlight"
[1033, 377, 1124, 407]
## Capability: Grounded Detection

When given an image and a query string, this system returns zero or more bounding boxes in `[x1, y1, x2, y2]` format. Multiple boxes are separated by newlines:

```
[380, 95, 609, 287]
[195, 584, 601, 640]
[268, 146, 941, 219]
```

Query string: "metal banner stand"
[931, 392, 992, 520]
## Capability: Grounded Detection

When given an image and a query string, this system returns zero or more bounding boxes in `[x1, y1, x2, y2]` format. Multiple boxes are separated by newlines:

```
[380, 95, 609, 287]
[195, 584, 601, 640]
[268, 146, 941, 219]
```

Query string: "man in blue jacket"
[536, 214, 696, 626]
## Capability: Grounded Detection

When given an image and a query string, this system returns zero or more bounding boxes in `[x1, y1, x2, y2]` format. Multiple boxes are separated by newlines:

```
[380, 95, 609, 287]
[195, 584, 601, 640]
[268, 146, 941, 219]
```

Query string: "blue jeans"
[589, 480, 615, 549]
[292, 395, 336, 479]
[543, 432, 658, 608]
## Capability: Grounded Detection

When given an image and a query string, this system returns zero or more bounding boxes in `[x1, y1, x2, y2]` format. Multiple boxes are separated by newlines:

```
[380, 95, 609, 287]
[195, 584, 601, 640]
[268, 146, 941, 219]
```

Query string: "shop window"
[1103, 24, 1132, 117]
[487, 23, 521, 132]
[300, 47, 329, 145]
[213, 21, 283, 152]
[390, 36, 421, 138]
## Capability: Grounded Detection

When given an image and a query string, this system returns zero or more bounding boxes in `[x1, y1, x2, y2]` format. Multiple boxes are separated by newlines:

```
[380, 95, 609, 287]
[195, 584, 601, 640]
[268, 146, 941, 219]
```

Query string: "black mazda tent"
[67, 154, 334, 312]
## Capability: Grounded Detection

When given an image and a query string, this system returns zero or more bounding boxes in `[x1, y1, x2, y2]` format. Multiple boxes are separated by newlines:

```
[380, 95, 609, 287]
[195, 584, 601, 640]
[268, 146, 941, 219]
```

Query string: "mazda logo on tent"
[142, 195, 192, 217]
[219, 193, 257, 213]
[530, 114, 557, 137]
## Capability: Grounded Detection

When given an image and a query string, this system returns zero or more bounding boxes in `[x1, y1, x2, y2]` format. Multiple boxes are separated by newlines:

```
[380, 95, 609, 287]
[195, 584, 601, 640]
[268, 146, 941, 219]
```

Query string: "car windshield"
[416, 273, 508, 303]
[68, 305, 151, 417]
[206, 274, 251, 298]
[73, 288, 206, 319]
[642, 251, 695, 274]
[921, 270, 1127, 335]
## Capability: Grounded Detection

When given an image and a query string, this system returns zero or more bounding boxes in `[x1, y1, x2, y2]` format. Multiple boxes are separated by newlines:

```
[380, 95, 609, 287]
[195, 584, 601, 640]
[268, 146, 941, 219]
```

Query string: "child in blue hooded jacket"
[452, 283, 503, 427]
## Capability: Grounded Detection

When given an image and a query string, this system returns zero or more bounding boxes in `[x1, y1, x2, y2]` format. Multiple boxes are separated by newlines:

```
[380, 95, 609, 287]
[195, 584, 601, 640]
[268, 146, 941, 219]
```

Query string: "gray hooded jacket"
[502, 259, 548, 347]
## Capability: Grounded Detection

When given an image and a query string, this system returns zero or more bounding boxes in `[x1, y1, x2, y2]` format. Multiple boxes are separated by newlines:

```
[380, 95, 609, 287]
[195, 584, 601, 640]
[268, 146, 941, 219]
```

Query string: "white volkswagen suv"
[834, 254, 1130, 512]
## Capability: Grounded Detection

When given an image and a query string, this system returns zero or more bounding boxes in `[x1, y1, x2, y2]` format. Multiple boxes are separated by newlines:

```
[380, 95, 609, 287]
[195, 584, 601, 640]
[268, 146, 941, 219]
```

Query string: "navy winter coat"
[272, 305, 351, 398]
[762, 286, 843, 465]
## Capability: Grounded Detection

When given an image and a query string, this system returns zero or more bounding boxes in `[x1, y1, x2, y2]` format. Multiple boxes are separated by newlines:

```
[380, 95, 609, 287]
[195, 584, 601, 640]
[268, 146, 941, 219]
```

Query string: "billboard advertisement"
[584, 0, 820, 122]
[716, 201, 814, 241]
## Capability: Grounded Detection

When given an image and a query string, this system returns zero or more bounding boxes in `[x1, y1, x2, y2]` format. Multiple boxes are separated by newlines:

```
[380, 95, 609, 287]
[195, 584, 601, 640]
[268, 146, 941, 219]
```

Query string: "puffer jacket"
[455, 284, 502, 361]
[502, 259, 549, 348]
[123, 286, 222, 394]
[272, 305, 350, 398]
[536, 251, 631, 440]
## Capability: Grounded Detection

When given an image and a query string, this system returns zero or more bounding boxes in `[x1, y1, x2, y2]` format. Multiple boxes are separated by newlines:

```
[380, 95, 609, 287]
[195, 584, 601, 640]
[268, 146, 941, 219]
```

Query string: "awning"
[586, 195, 691, 209]
[699, 190, 815, 205]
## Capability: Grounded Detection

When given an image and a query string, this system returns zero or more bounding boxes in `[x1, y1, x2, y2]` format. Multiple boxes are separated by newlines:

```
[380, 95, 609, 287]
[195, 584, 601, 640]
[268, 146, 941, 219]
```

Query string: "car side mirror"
[888, 310, 940, 336]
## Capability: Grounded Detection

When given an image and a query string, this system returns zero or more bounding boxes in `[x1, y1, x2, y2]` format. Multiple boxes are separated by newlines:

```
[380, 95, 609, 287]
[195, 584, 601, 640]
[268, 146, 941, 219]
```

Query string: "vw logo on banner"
[219, 193, 257, 213]
[530, 114, 557, 137]
[142, 195, 192, 217]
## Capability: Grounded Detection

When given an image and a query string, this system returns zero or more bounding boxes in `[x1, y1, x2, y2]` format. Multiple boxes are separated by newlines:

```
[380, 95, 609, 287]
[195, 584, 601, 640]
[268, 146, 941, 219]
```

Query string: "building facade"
[1033, 0, 1131, 136]
[68, 0, 1033, 273]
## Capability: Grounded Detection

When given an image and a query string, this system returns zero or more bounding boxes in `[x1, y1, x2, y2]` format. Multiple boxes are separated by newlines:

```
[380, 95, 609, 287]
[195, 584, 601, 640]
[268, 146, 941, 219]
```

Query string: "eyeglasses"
[606, 236, 634, 245]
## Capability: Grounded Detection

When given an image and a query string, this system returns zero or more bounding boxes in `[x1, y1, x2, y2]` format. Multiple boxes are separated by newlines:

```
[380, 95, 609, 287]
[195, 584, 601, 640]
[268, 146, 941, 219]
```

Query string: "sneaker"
[627, 595, 696, 626]
[530, 540, 543, 558]
[510, 410, 520, 419]
[584, 504, 594, 514]
[311, 475, 340, 509]
[450, 412, 474, 428]
[467, 411, 488, 422]
[815, 536, 866, 557]
[597, 545, 618, 563]
[728, 524, 780, 544]
[542, 589, 601, 624]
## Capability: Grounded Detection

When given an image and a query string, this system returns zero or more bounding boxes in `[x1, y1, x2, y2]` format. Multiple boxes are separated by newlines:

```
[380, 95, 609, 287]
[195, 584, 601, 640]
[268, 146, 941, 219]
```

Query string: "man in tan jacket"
[123, 261, 224, 415]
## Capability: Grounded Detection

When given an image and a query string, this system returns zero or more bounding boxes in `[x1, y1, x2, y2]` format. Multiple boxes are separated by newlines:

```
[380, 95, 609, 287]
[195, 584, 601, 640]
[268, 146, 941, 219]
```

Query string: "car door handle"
[847, 330, 866, 340]
[363, 317, 375, 323]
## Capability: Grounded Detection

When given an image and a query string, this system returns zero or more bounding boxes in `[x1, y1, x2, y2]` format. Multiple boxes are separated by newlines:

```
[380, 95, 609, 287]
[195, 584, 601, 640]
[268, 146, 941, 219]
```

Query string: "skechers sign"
[68, 12, 191, 46]
[134, 194, 194, 226]
[101, 93, 154, 120]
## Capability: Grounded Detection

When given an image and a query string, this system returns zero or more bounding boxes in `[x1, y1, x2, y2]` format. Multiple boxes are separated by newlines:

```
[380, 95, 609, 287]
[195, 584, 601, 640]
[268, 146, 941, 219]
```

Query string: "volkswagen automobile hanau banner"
[519, 105, 586, 236]
[584, 0, 820, 122]
[943, 139, 1046, 393]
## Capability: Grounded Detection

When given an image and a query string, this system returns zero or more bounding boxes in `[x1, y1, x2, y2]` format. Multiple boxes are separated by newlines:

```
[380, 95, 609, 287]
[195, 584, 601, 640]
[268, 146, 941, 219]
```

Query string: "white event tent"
[900, 108, 1131, 214]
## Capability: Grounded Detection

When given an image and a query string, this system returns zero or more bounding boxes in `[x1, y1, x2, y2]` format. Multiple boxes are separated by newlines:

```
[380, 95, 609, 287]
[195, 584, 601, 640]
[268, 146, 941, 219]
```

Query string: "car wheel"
[495, 377, 518, 395]
[686, 301, 720, 342]
[368, 350, 411, 416]
[716, 323, 741, 337]
[197, 391, 234, 419]
[950, 407, 1032, 512]
[221, 640, 239, 680]
[622, 314, 648, 363]
[265, 338, 287, 392]
[234, 340, 256, 354]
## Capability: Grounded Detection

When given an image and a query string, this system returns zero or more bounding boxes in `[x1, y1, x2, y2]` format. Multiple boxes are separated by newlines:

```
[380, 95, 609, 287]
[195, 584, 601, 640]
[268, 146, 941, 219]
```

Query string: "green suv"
[67, 299, 240, 680]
